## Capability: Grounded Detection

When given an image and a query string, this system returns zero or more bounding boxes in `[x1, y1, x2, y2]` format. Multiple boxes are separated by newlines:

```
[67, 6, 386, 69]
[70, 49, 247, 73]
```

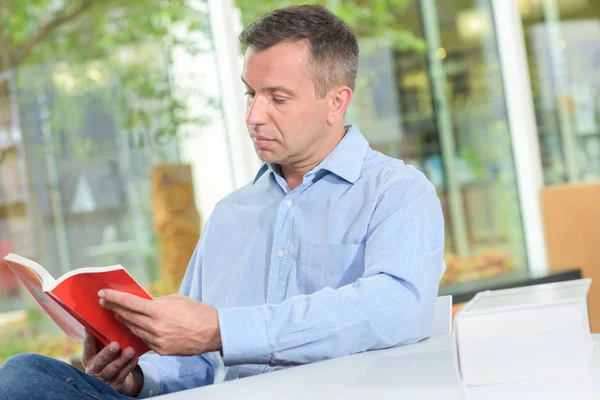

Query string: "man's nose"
[246, 96, 267, 126]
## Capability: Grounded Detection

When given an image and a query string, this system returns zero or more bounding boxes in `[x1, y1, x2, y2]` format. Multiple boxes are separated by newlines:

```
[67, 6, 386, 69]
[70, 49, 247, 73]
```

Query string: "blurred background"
[0, 0, 599, 363]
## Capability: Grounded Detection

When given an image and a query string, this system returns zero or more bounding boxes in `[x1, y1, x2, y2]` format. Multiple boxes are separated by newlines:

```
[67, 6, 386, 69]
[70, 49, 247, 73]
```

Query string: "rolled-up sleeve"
[217, 172, 445, 366]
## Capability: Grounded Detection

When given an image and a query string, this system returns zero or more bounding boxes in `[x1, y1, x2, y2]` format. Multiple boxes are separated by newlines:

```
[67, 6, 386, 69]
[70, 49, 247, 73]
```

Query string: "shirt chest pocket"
[297, 242, 365, 294]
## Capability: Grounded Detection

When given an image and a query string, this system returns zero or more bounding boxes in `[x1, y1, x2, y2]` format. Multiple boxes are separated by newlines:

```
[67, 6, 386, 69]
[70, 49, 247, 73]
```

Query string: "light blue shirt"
[138, 125, 445, 397]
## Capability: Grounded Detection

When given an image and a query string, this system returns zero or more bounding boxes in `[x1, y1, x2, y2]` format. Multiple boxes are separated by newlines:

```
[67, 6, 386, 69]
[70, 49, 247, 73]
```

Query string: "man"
[0, 4, 444, 399]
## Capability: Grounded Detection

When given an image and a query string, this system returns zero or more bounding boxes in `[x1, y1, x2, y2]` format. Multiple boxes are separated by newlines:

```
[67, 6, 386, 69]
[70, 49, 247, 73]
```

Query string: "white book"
[454, 278, 595, 386]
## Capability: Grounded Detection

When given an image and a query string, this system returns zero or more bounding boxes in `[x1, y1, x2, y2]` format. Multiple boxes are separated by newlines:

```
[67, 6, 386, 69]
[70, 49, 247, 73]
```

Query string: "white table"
[156, 334, 600, 399]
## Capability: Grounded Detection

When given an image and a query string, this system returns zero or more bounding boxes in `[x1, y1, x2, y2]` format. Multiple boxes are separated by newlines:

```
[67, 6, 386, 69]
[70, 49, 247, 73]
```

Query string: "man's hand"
[81, 332, 143, 397]
[98, 290, 222, 356]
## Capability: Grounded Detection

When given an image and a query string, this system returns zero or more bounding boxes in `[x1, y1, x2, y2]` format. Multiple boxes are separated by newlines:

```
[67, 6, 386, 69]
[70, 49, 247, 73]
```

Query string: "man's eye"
[245, 91, 255, 98]
[272, 98, 286, 104]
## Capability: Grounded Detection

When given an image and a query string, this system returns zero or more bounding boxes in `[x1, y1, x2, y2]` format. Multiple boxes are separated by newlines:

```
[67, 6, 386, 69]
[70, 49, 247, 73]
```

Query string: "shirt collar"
[253, 125, 369, 185]
[318, 125, 368, 183]
[252, 163, 281, 185]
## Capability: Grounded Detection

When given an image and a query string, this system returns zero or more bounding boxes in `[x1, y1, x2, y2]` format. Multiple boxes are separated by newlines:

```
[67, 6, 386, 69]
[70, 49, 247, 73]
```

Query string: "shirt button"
[285, 200, 292, 208]
[277, 250, 284, 258]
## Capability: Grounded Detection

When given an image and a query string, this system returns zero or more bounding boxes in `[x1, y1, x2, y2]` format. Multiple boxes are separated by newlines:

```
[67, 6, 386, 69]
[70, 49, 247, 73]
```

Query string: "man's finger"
[110, 355, 140, 387]
[122, 321, 158, 347]
[98, 289, 153, 316]
[86, 341, 120, 375]
[82, 331, 98, 365]
[100, 347, 136, 384]
[104, 302, 154, 331]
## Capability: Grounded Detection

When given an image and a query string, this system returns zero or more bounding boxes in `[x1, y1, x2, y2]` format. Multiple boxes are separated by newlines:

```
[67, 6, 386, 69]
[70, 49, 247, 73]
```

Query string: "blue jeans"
[0, 353, 137, 400]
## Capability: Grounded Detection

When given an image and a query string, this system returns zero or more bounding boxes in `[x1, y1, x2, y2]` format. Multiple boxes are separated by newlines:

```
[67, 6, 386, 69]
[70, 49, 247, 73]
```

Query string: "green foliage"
[1, 0, 209, 71]
[0, 328, 28, 363]
[1, 0, 212, 158]
[234, 0, 426, 52]
[0, 308, 81, 365]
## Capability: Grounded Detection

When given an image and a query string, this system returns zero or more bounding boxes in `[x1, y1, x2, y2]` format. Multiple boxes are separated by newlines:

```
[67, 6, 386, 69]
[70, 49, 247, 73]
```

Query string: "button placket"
[266, 197, 294, 303]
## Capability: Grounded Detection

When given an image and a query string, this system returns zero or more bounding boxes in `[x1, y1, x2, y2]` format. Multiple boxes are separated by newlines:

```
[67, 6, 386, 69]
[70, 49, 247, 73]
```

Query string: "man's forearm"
[217, 268, 441, 366]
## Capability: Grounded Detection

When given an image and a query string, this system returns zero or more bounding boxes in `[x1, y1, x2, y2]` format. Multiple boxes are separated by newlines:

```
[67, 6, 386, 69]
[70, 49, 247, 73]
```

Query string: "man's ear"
[327, 86, 353, 125]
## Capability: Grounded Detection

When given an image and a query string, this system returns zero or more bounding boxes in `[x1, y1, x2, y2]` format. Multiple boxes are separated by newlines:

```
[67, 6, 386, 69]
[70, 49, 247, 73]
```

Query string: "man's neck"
[280, 125, 348, 190]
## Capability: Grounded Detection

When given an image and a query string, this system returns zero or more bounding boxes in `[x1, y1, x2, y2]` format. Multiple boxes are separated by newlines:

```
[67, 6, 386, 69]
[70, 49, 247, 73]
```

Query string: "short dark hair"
[239, 4, 359, 99]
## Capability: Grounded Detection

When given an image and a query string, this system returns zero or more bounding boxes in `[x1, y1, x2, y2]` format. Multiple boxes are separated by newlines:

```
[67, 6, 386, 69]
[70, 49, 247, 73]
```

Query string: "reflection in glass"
[521, 0, 600, 183]
[345, 0, 527, 285]
[0, 3, 213, 311]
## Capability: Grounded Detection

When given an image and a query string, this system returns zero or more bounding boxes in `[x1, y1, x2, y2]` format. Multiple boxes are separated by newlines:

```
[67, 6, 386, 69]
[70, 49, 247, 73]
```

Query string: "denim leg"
[0, 353, 137, 400]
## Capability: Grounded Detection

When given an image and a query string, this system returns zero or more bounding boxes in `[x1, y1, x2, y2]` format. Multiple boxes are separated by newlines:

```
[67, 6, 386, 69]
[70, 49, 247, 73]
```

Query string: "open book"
[3, 253, 153, 357]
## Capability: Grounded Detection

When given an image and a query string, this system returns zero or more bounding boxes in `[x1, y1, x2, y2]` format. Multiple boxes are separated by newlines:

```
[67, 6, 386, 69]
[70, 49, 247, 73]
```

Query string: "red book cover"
[3, 253, 152, 357]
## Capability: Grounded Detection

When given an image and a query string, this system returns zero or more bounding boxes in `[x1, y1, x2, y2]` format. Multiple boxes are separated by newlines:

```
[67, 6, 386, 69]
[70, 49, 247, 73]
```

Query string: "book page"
[4, 257, 85, 344]
[466, 279, 592, 312]
[4, 253, 54, 290]
[50, 264, 126, 291]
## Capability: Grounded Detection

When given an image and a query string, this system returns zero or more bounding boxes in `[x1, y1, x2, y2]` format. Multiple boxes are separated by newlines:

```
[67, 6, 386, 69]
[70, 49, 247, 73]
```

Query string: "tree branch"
[14, 0, 97, 67]
[0, 2, 13, 73]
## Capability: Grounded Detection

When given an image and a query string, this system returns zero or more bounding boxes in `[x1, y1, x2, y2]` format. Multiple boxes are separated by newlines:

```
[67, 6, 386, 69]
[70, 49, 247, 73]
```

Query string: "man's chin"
[255, 150, 282, 164]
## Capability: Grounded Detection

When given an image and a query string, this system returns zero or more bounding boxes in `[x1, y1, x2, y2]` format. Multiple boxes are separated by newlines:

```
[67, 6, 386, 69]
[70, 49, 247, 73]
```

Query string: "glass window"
[520, 0, 600, 184]
[235, 0, 527, 286]
[0, 1, 229, 362]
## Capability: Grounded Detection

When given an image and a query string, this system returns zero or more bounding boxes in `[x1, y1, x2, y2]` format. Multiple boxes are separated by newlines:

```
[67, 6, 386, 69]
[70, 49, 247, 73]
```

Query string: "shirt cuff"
[217, 305, 270, 365]
[137, 360, 161, 398]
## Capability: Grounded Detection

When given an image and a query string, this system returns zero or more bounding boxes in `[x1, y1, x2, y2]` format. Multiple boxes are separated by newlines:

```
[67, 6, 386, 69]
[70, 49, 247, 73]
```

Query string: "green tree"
[0, 0, 207, 73]
[0, 0, 211, 155]
[234, 0, 425, 52]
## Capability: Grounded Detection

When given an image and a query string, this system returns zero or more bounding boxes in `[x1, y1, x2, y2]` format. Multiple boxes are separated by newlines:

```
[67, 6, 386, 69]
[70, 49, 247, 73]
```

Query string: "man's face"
[242, 41, 329, 166]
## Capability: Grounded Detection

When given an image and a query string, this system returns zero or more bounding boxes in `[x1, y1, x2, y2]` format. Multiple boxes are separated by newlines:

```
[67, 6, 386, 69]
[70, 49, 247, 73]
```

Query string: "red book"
[3, 253, 152, 357]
